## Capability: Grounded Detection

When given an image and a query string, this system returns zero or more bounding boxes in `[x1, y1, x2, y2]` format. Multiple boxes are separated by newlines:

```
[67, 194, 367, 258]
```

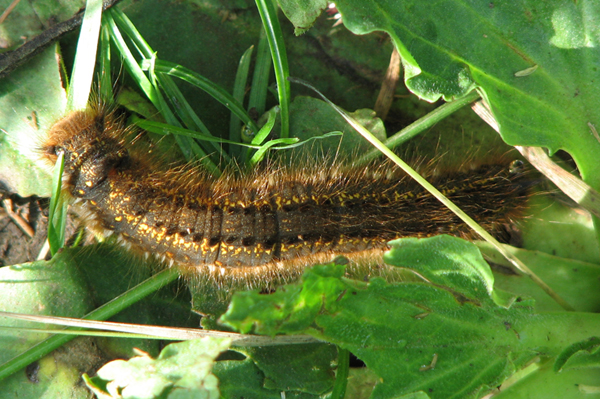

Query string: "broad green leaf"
[0, 251, 94, 399]
[0, 252, 93, 361]
[0, 1, 84, 52]
[214, 358, 324, 399]
[235, 344, 336, 394]
[477, 241, 600, 313]
[384, 236, 496, 304]
[277, 0, 328, 35]
[326, 1, 600, 189]
[0, 44, 65, 197]
[86, 338, 230, 399]
[493, 359, 600, 399]
[213, 359, 280, 399]
[518, 195, 600, 265]
[221, 236, 600, 399]
[554, 337, 600, 372]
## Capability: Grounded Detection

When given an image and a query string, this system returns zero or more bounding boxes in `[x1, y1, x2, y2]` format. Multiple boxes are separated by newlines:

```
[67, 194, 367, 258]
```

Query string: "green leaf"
[86, 338, 230, 399]
[277, 0, 328, 35]
[331, 0, 600, 192]
[384, 236, 496, 305]
[492, 361, 600, 399]
[477, 241, 600, 313]
[255, 0, 291, 139]
[221, 236, 600, 398]
[145, 59, 258, 136]
[230, 45, 254, 155]
[0, 252, 94, 362]
[554, 337, 600, 373]
[47, 152, 67, 255]
[235, 344, 336, 394]
[213, 358, 284, 399]
[0, 44, 65, 197]
[220, 262, 347, 336]
[67, 0, 103, 111]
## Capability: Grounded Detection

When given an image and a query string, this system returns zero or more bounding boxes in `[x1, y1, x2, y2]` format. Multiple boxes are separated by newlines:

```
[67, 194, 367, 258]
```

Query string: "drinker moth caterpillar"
[40, 102, 533, 290]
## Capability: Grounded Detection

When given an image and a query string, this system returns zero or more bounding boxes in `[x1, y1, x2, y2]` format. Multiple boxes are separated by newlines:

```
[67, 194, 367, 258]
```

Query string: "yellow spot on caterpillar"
[115, 216, 123, 222]
[85, 181, 93, 187]
[78, 189, 85, 195]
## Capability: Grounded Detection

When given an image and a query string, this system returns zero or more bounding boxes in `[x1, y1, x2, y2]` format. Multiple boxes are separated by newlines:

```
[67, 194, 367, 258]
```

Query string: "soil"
[0, 189, 49, 266]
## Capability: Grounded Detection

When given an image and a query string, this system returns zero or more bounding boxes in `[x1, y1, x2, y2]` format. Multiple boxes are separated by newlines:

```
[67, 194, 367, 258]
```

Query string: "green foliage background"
[0, 0, 599, 398]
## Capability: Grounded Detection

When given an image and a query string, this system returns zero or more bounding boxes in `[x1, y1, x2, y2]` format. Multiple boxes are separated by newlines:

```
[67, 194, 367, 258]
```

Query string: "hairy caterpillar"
[41, 104, 532, 289]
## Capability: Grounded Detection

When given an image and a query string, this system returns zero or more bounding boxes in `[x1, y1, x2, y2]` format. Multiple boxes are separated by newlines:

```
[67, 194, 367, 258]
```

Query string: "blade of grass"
[67, 0, 102, 111]
[98, 23, 113, 100]
[152, 65, 228, 163]
[230, 45, 254, 158]
[246, 105, 277, 165]
[248, 138, 298, 166]
[248, 131, 341, 166]
[145, 60, 259, 134]
[248, 29, 271, 116]
[289, 77, 575, 312]
[356, 90, 481, 165]
[108, 8, 219, 161]
[107, 7, 153, 58]
[104, 11, 221, 174]
[103, 11, 158, 107]
[144, 54, 204, 163]
[136, 118, 330, 154]
[0, 313, 320, 346]
[137, 119, 264, 148]
[47, 153, 67, 256]
[255, 0, 290, 138]
[330, 347, 349, 399]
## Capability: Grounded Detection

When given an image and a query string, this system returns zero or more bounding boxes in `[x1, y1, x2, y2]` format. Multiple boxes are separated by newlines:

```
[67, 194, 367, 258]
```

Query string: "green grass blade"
[356, 91, 481, 165]
[247, 108, 278, 166]
[248, 138, 296, 167]
[98, 23, 113, 100]
[155, 72, 228, 162]
[108, 7, 154, 59]
[67, 0, 103, 111]
[103, 10, 158, 106]
[330, 347, 349, 399]
[104, 11, 221, 173]
[47, 153, 67, 256]
[247, 131, 342, 166]
[137, 119, 261, 148]
[250, 106, 277, 146]
[146, 59, 259, 134]
[230, 45, 254, 157]
[248, 29, 271, 116]
[255, 0, 290, 138]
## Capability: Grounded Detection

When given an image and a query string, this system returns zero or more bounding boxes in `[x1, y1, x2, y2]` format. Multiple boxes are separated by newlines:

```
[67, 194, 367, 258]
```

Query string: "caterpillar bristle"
[41, 102, 535, 292]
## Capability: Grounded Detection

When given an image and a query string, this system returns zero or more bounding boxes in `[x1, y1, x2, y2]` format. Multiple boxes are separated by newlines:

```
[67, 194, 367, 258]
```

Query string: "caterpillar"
[41, 104, 532, 289]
